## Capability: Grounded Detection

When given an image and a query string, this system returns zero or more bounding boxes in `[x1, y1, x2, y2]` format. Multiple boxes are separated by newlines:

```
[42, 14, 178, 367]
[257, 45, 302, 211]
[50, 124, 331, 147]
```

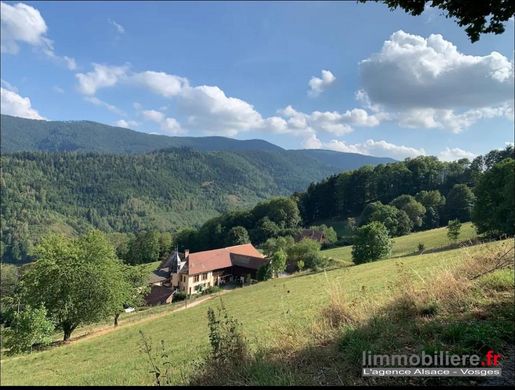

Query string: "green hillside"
[0, 148, 337, 263]
[1, 237, 512, 385]
[0, 115, 394, 171]
[323, 222, 478, 265]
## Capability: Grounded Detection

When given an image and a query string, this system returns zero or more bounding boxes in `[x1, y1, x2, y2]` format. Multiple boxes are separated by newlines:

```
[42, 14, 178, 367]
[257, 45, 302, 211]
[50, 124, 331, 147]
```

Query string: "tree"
[225, 226, 250, 246]
[416, 190, 445, 228]
[360, 201, 412, 236]
[423, 206, 440, 229]
[447, 219, 462, 243]
[473, 159, 515, 236]
[362, 0, 515, 42]
[309, 224, 338, 244]
[261, 236, 295, 257]
[445, 184, 475, 222]
[4, 305, 54, 354]
[256, 263, 273, 281]
[112, 265, 149, 327]
[22, 231, 130, 341]
[250, 217, 280, 244]
[286, 239, 327, 271]
[0, 263, 21, 325]
[352, 222, 392, 264]
[390, 195, 426, 229]
[0, 263, 19, 300]
[158, 232, 173, 259]
[269, 249, 287, 277]
[252, 197, 301, 229]
[127, 231, 161, 265]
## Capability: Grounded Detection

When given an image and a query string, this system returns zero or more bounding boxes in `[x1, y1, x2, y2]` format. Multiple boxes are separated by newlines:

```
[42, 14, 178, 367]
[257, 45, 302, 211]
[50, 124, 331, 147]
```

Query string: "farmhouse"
[147, 243, 268, 301]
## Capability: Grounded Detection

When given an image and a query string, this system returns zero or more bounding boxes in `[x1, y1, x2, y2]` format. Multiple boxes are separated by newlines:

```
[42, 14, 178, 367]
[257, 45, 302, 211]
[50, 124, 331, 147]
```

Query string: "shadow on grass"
[395, 236, 495, 259]
[188, 287, 514, 386]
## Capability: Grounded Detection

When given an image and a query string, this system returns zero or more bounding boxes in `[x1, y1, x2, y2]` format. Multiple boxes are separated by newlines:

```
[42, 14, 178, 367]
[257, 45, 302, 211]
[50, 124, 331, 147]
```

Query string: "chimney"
[184, 249, 190, 259]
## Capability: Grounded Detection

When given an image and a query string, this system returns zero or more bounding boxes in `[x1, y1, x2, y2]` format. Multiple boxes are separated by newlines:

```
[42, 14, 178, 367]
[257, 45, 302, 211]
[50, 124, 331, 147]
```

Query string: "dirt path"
[70, 290, 230, 345]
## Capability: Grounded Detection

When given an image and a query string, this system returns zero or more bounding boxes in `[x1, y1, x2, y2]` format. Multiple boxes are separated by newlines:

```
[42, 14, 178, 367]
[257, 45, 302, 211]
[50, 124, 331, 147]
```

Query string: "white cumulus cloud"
[114, 119, 138, 129]
[307, 136, 426, 159]
[1, 1, 49, 54]
[131, 71, 188, 98]
[76, 63, 129, 95]
[108, 19, 125, 34]
[438, 147, 476, 161]
[84, 96, 124, 116]
[1, 2, 76, 69]
[308, 69, 336, 97]
[359, 30, 514, 132]
[140, 108, 183, 135]
[1, 86, 45, 119]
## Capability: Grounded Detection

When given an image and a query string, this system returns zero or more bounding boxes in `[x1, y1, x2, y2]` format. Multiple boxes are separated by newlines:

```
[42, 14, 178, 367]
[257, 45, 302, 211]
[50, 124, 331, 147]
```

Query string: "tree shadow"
[188, 291, 514, 386]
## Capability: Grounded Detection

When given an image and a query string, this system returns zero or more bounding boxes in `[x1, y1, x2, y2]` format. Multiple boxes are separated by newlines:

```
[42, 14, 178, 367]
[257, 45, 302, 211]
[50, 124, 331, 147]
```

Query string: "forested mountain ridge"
[0, 147, 388, 263]
[0, 114, 394, 170]
[1, 114, 393, 263]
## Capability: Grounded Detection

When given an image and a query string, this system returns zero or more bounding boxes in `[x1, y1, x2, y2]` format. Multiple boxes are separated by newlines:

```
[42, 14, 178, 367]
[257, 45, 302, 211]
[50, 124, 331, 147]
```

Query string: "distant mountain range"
[0, 114, 395, 172]
[1, 114, 395, 263]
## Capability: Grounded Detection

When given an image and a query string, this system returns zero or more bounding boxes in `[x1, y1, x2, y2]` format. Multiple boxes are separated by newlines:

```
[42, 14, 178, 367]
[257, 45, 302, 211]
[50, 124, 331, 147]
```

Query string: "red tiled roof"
[187, 243, 266, 275]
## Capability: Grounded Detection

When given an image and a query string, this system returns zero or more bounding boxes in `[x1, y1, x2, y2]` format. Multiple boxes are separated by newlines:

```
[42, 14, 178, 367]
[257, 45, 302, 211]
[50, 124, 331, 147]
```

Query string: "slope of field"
[322, 222, 478, 264]
[1, 238, 508, 386]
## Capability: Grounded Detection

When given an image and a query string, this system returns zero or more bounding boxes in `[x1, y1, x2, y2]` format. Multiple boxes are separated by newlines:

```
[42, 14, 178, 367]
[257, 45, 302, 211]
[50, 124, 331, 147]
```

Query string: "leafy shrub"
[4, 305, 54, 354]
[351, 222, 392, 264]
[139, 331, 175, 385]
[447, 219, 462, 243]
[202, 286, 223, 295]
[286, 239, 326, 271]
[173, 291, 187, 302]
[257, 263, 273, 281]
[207, 300, 248, 364]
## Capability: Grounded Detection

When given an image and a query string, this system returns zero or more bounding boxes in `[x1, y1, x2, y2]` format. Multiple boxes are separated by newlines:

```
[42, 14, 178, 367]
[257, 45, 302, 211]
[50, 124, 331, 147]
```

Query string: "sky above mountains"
[1, 1, 513, 160]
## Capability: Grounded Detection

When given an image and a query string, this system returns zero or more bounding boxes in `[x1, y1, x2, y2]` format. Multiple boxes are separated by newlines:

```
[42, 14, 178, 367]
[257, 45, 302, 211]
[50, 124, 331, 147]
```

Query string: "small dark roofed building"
[295, 229, 327, 244]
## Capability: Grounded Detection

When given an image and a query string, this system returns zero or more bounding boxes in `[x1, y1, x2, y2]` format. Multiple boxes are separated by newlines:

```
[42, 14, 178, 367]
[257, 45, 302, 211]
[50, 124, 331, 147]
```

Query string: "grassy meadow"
[1, 230, 512, 385]
[323, 221, 478, 264]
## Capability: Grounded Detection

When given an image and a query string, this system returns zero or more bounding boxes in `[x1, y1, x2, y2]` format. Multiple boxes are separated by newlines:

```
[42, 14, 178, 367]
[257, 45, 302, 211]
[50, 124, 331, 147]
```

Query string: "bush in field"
[261, 236, 295, 257]
[207, 300, 248, 364]
[139, 331, 175, 386]
[447, 219, 462, 243]
[256, 262, 273, 281]
[352, 222, 392, 264]
[4, 306, 54, 354]
[173, 291, 188, 302]
[269, 249, 287, 277]
[286, 238, 327, 271]
[202, 286, 223, 295]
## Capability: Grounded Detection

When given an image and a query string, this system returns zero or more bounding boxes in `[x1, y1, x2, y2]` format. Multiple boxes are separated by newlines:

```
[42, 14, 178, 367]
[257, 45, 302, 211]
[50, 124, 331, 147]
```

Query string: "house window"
[194, 275, 200, 282]
[202, 273, 208, 280]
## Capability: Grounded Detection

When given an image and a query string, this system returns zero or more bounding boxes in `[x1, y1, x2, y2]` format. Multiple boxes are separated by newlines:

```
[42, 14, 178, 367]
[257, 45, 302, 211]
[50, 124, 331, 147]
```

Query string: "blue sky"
[1, 1, 513, 160]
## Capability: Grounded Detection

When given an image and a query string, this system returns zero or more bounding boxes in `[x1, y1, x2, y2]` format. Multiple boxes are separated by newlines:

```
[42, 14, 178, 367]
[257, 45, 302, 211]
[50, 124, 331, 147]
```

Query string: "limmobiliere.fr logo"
[361, 349, 503, 377]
